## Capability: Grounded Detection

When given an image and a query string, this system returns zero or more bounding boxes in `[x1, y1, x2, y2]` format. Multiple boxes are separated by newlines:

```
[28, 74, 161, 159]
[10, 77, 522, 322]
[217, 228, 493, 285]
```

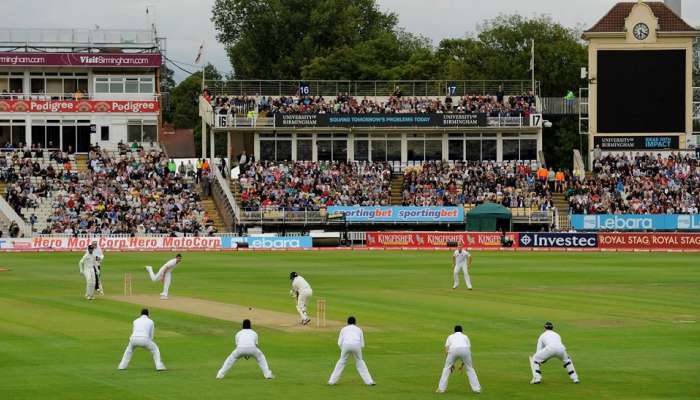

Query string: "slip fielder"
[289, 272, 312, 325]
[436, 325, 481, 394]
[145, 254, 182, 299]
[529, 321, 580, 384]
[328, 316, 375, 386]
[87, 240, 104, 295]
[216, 319, 274, 380]
[452, 246, 473, 289]
[118, 308, 166, 371]
[78, 245, 99, 300]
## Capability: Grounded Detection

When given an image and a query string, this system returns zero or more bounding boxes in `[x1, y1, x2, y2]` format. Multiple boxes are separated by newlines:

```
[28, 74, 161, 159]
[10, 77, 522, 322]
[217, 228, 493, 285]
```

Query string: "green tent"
[466, 203, 512, 232]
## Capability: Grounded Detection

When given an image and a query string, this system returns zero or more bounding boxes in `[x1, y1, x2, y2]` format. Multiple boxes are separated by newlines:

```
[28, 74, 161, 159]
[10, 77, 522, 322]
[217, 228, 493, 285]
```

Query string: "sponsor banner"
[0, 100, 160, 113]
[275, 113, 488, 128]
[598, 233, 700, 250]
[327, 206, 464, 223]
[221, 236, 313, 249]
[572, 214, 700, 231]
[0, 236, 221, 251]
[365, 232, 516, 248]
[0, 52, 162, 67]
[593, 136, 679, 150]
[518, 232, 598, 248]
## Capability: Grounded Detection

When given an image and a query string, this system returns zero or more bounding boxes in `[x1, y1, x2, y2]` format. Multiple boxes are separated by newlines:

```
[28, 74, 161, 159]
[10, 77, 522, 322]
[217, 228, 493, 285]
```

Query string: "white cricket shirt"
[454, 250, 469, 267]
[162, 258, 179, 271]
[292, 276, 312, 292]
[235, 329, 259, 347]
[445, 332, 471, 351]
[338, 325, 364, 347]
[537, 330, 565, 350]
[131, 315, 155, 339]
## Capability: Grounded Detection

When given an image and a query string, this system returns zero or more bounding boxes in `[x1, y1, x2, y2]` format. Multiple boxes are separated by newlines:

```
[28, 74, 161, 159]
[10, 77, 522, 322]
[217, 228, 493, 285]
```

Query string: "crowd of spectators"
[238, 161, 392, 210]
[567, 153, 700, 214]
[401, 161, 559, 209]
[2, 145, 217, 235]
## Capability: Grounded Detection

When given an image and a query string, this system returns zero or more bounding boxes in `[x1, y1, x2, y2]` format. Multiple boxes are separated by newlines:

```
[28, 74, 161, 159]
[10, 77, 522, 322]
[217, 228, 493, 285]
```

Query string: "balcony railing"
[0, 28, 157, 48]
[204, 79, 539, 98]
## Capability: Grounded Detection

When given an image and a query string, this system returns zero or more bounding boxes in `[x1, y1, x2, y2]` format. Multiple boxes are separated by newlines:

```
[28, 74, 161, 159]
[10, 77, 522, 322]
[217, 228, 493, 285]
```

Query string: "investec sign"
[518, 233, 598, 248]
[571, 214, 700, 231]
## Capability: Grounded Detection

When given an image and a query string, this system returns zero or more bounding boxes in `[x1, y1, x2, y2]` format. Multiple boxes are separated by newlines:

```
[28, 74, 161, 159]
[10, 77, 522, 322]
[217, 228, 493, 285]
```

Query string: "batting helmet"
[290, 272, 298, 280]
[544, 321, 554, 330]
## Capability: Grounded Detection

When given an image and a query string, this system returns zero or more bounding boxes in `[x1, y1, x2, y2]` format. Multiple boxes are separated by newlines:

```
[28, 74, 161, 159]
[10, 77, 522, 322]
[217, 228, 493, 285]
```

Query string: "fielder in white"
[88, 240, 104, 295]
[145, 254, 182, 299]
[216, 319, 274, 380]
[328, 316, 375, 386]
[118, 309, 166, 371]
[452, 246, 473, 289]
[436, 325, 481, 394]
[289, 272, 312, 325]
[529, 322, 579, 384]
[78, 245, 99, 300]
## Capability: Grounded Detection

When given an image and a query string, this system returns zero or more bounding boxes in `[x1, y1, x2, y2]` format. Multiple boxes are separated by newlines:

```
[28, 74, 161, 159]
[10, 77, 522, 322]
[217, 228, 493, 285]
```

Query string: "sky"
[1, 0, 698, 82]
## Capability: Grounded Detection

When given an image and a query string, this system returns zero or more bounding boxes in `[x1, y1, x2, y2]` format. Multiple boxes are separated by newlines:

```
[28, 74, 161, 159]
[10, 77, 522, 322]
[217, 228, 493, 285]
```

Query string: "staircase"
[230, 179, 242, 206]
[390, 174, 404, 205]
[551, 192, 571, 230]
[74, 154, 89, 173]
[201, 197, 226, 233]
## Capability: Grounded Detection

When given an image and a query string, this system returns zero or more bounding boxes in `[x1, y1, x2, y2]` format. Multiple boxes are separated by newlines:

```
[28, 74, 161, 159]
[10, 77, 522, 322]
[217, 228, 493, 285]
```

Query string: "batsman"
[289, 272, 313, 325]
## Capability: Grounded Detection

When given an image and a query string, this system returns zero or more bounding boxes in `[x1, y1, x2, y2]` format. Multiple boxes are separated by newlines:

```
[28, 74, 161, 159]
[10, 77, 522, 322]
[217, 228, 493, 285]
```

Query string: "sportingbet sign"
[571, 214, 700, 231]
[327, 206, 464, 223]
[222, 236, 313, 249]
[518, 233, 598, 248]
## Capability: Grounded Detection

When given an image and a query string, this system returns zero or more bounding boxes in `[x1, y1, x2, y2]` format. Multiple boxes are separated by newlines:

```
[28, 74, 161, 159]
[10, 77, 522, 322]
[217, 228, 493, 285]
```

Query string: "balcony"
[0, 28, 158, 50]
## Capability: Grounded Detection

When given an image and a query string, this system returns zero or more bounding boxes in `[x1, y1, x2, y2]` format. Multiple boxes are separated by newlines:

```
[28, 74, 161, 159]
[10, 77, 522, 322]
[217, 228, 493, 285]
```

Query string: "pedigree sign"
[0, 100, 160, 113]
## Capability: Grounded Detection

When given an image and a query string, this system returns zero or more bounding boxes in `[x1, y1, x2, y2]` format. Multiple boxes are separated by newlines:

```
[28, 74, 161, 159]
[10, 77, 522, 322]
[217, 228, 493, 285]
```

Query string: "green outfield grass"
[0, 251, 698, 400]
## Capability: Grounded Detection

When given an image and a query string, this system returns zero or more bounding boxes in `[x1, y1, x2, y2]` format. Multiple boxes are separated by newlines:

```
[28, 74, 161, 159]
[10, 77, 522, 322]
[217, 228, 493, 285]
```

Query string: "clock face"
[633, 23, 650, 40]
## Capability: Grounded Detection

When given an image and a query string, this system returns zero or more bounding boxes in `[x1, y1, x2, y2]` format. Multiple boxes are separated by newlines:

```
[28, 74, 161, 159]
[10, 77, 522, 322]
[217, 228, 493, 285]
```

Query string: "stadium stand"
[567, 153, 700, 215]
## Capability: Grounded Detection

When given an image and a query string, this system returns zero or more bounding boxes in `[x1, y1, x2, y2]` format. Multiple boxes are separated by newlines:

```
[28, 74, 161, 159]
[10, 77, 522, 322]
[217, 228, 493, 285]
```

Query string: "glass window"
[317, 139, 332, 161]
[425, 140, 442, 161]
[127, 123, 141, 142]
[297, 139, 312, 160]
[95, 78, 108, 93]
[31, 79, 45, 94]
[125, 78, 139, 93]
[9, 78, 22, 92]
[503, 140, 519, 161]
[0, 125, 10, 145]
[46, 126, 60, 148]
[139, 77, 154, 93]
[63, 79, 78, 94]
[387, 140, 401, 161]
[276, 140, 292, 161]
[46, 79, 62, 95]
[448, 139, 463, 161]
[143, 124, 157, 142]
[332, 139, 347, 161]
[260, 140, 275, 161]
[465, 140, 481, 161]
[109, 77, 124, 93]
[371, 140, 386, 162]
[31, 126, 45, 148]
[12, 126, 25, 147]
[482, 140, 497, 160]
[101, 126, 109, 141]
[521, 139, 537, 160]
[407, 140, 424, 161]
[354, 140, 369, 161]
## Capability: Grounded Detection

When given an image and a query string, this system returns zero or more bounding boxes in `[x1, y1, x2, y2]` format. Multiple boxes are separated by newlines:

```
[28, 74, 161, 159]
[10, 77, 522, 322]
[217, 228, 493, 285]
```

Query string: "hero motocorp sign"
[571, 214, 700, 231]
[275, 113, 487, 128]
[0, 52, 162, 67]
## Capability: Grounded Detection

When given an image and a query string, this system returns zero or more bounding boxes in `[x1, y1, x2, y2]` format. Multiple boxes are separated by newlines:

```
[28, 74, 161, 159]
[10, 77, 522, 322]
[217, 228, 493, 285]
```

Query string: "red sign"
[0, 100, 159, 113]
[0, 52, 162, 67]
[366, 232, 516, 248]
[598, 233, 700, 250]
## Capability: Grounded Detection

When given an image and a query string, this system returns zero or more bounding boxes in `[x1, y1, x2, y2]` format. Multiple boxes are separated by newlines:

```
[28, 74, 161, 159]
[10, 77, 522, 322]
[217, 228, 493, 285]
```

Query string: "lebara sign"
[327, 206, 464, 223]
[571, 214, 700, 231]
[221, 236, 313, 249]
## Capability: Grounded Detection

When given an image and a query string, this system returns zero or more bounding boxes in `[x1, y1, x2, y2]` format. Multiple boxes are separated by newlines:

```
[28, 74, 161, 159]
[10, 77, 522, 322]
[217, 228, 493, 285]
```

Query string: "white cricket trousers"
[453, 264, 472, 289]
[530, 345, 578, 382]
[83, 268, 96, 298]
[118, 336, 165, 370]
[297, 289, 312, 321]
[217, 346, 273, 379]
[438, 347, 481, 393]
[146, 266, 172, 297]
[328, 344, 375, 385]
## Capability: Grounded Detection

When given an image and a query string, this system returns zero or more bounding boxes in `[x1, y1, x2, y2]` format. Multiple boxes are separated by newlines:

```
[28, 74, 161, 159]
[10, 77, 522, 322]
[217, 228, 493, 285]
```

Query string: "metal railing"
[0, 28, 157, 47]
[204, 80, 539, 98]
[539, 97, 582, 115]
[213, 115, 536, 130]
[0, 196, 32, 237]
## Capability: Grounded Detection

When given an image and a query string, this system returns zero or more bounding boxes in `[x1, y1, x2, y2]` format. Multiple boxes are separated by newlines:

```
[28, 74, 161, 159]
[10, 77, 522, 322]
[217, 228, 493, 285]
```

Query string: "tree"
[170, 64, 221, 154]
[159, 64, 176, 122]
[211, 0, 397, 78]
